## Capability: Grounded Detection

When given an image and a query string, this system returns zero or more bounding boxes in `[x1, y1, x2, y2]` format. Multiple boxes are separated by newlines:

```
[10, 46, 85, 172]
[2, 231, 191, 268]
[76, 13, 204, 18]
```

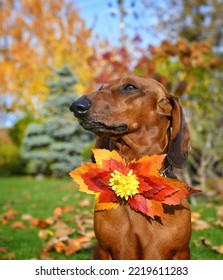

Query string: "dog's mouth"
[79, 119, 128, 135]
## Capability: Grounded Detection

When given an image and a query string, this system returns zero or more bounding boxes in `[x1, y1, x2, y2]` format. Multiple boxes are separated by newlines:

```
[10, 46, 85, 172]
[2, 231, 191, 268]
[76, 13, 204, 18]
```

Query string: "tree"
[134, 39, 223, 191]
[141, 0, 223, 53]
[0, 0, 95, 122]
[21, 66, 94, 177]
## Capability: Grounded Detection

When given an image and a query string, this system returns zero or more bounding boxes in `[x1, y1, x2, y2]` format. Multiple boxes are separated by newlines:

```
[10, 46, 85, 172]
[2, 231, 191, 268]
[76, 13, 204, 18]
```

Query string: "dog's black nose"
[69, 97, 92, 117]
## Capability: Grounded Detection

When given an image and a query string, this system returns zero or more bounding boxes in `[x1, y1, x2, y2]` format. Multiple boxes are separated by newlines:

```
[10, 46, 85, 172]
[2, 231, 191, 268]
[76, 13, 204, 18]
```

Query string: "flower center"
[109, 169, 139, 200]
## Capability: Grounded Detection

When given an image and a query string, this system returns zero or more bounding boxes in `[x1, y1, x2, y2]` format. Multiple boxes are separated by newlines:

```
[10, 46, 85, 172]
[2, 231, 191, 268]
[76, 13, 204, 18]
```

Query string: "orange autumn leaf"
[53, 206, 64, 217]
[92, 148, 125, 167]
[65, 236, 92, 256]
[136, 154, 166, 177]
[70, 149, 200, 219]
[2, 209, 19, 223]
[70, 162, 96, 194]
[55, 241, 66, 253]
[65, 239, 82, 256]
[40, 249, 53, 260]
[30, 218, 51, 228]
[11, 221, 26, 229]
[94, 198, 119, 212]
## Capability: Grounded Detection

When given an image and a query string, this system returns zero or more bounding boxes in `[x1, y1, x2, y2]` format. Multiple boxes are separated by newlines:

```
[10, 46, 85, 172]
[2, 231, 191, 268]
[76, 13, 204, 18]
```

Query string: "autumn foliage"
[70, 149, 199, 218]
[0, 0, 94, 113]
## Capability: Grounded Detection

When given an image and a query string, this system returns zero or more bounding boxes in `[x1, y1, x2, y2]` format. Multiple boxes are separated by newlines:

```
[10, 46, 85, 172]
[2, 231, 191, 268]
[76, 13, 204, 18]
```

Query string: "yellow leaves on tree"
[0, 0, 94, 114]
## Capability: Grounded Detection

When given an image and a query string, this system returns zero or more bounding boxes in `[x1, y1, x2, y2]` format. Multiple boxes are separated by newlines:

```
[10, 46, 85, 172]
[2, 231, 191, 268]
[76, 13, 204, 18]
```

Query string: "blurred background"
[0, 0, 223, 260]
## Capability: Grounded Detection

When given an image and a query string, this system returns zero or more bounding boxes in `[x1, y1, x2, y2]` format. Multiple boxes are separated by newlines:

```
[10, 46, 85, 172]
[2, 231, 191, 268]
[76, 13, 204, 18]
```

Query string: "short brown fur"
[70, 75, 191, 260]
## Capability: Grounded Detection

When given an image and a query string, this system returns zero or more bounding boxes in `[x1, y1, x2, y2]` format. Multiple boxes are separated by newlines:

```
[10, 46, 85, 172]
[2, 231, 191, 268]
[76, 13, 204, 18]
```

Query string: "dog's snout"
[70, 97, 92, 117]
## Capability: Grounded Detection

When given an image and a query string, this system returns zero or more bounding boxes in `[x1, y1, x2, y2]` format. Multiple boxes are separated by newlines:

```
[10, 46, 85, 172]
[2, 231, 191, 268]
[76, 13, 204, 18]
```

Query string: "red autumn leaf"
[151, 187, 178, 201]
[30, 218, 51, 228]
[128, 194, 151, 216]
[98, 189, 119, 203]
[149, 200, 165, 218]
[107, 158, 129, 175]
[164, 192, 186, 205]
[128, 195, 165, 219]
[138, 176, 165, 195]
[70, 149, 200, 219]
[83, 175, 109, 193]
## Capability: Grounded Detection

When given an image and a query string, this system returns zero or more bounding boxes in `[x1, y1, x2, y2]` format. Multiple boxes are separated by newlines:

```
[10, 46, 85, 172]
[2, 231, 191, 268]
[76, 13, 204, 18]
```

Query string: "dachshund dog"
[70, 75, 191, 260]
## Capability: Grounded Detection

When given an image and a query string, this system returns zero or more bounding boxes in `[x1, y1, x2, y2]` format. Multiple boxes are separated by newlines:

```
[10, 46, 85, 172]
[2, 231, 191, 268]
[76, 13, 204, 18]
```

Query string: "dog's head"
[70, 75, 190, 168]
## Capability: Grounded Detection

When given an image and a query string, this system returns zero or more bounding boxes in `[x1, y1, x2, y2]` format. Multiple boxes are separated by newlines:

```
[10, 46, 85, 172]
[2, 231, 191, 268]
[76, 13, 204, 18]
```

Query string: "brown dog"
[70, 75, 191, 260]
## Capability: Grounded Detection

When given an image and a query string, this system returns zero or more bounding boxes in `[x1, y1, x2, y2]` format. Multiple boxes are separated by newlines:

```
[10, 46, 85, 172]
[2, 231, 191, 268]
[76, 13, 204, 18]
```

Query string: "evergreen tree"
[21, 66, 93, 177]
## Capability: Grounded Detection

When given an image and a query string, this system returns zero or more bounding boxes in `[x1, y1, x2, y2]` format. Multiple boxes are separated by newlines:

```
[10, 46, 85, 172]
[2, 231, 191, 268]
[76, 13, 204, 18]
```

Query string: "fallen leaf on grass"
[75, 213, 94, 236]
[191, 211, 200, 223]
[63, 205, 75, 213]
[1, 253, 16, 260]
[192, 219, 210, 230]
[40, 249, 53, 260]
[1, 209, 19, 224]
[53, 206, 64, 217]
[45, 216, 58, 225]
[214, 220, 223, 227]
[64, 239, 82, 256]
[11, 221, 26, 229]
[38, 229, 54, 240]
[200, 237, 212, 247]
[212, 245, 223, 254]
[5, 209, 19, 219]
[44, 236, 68, 253]
[30, 218, 51, 228]
[55, 241, 66, 253]
[85, 230, 95, 239]
[52, 220, 75, 237]
[0, 247, 8, 253]
[200, 237, 223, 255]
[53, 205, 75, 217]
[21, 213, 33, 221]
[40, 222, 94, 258]
[78, 199, 91, 208]
[64, 236, 92, 256]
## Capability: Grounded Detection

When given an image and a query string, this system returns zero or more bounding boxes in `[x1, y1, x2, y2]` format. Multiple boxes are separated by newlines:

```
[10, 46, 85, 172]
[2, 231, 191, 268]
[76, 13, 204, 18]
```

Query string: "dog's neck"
[110, 133, 176, 178]
[111, 127, 171, 163]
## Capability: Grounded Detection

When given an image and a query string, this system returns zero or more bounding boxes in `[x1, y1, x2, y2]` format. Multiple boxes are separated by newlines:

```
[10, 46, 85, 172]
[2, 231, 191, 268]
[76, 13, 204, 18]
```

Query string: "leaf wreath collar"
[69, 149, 200, 219]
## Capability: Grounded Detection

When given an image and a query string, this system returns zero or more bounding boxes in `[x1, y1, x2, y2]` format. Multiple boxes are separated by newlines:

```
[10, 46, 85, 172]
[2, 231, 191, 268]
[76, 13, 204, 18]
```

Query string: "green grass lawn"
[0, 176, 95, 260]
[0, 176, 222, 260]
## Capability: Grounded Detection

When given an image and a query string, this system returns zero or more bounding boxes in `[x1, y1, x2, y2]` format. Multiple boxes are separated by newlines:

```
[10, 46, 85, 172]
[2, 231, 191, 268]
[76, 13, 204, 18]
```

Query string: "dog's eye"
[123, 84, 138, 91]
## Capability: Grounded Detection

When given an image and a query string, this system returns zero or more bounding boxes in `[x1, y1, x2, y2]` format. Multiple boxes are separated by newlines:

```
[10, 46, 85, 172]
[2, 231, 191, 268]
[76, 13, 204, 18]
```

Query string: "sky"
[75, 0, 163, 48]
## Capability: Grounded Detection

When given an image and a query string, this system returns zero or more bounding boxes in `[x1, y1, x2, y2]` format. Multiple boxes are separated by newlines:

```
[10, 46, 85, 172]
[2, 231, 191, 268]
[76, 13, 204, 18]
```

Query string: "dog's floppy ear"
[167, 96, 190, 169]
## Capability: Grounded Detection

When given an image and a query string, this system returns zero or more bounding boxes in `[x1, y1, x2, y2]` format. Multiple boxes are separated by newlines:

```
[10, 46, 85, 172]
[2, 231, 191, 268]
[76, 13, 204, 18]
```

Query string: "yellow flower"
[109, 169, 139, 200]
